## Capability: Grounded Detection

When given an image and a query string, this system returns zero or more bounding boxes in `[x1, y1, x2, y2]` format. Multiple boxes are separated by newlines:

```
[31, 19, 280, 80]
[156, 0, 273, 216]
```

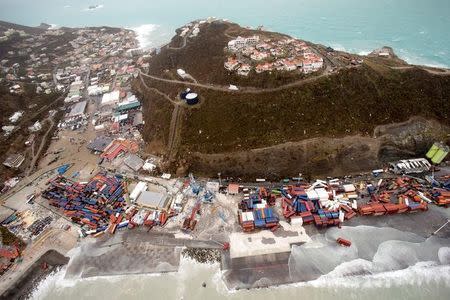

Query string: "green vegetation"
[139, 64, 450, 154]
[0, 225, 25, 249]
[135, 21, 450, 177]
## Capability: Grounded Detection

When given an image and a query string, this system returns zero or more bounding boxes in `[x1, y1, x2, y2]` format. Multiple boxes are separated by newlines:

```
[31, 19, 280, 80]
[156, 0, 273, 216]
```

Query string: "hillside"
[134, 21, 450, 178]
[0, 20, 45, 35]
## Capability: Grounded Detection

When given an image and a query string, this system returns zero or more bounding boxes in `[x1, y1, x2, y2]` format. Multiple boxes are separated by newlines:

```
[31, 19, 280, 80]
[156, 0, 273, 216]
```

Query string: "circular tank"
[185, 93, 199, 105]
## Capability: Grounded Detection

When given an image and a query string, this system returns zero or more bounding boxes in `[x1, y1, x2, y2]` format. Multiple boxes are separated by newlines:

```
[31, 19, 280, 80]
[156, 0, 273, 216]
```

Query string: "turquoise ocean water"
[1, 1, 450, 299]
[0, 0, 449, 67]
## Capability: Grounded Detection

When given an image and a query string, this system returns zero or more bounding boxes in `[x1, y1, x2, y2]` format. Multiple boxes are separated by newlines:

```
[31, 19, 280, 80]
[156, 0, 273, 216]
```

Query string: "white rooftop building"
[228, 35, 260, 52]
[9, 111, 23, 123]
[101, 90, 120, 106]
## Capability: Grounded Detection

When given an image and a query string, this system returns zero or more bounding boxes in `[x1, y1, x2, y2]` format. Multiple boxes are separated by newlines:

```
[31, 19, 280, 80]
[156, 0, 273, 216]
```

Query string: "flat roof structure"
[86, 136, 114, 152]
[228, 183, 240, 195]
[137, 191, 169, 210]
[116, 100, 141, 113]
[101, 90, 120, 106]
[67, 100, 87, 117]
[3, 154, 25, 169]
[124, 154, 144, 172]
[133, 111, 143, 126]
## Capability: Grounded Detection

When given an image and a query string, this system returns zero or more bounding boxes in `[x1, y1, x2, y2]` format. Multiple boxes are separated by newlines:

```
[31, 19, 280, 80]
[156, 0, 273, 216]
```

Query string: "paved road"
[139, 68, 334, 94]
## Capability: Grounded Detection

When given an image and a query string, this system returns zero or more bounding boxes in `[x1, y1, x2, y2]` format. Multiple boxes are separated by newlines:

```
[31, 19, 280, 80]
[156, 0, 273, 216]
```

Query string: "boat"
[336, 237, 351, 247]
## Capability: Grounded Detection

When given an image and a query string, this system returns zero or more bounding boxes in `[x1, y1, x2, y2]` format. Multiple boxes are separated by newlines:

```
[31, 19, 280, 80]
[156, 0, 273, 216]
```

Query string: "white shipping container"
[242, 211, 254, 222]
[290, 216, 303, 226]
[306, 190, 319, 200]
[343, 184, 356, 192]
[347, 193, 358, 199]
[315, 188, 329, 201]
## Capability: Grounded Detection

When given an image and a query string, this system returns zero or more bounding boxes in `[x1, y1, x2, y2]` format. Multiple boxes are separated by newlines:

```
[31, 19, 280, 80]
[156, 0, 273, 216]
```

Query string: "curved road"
[139, 69, 333, 94]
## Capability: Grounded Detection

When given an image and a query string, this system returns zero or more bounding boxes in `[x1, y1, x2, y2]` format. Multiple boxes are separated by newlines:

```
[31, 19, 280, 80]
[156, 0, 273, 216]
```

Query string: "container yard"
[42, 172, 127, 233]
[234, 173, 450, 233]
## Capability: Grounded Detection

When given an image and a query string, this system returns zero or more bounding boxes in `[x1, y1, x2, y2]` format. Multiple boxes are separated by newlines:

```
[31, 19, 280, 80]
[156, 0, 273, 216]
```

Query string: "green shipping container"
[426, 143, 439, 159]
[431, 149, 449, 164]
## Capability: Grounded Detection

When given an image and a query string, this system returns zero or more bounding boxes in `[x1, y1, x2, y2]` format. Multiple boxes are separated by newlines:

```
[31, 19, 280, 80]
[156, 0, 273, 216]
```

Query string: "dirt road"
[26, 117, 55, 176]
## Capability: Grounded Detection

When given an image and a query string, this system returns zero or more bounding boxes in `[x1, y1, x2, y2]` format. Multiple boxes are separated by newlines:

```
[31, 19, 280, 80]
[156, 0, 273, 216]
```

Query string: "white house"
[228, 35, 260, 51]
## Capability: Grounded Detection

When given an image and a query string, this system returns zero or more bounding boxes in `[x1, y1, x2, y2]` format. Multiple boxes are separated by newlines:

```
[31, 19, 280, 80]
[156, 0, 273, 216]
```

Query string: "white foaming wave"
[397, 49, 449, 68]
[328, 43, 346, 52]
[325, 40, 449, 69]
[30, 267, 171, 299]
[175, 253, 222, 298]
[28, 266, 67, 300]
[48, 24, 59, 30]
[307, 261, 450, 290]
[83, 4, 104, 12]
[129, 24, 172, 50]
[358, 50, 371, 56]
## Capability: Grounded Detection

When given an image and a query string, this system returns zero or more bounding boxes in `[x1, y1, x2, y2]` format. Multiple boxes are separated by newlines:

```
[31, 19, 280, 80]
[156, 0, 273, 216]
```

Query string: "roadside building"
[101, 90, 120, 106]
[206, 181, 220, 193]
[28, 121, 42, 132]
[132, 111, 144, 127]
[137, 191, 170, 210]
[86, 136, 114, 153]
[124, 154, 145, 172]
[9, 111, 23, 123]
[130, 181, 148, 202]
[228, 35, 260, 52]
[227, 183, 240, 195]
[3, 154, 25, 169]
[115, 97, 141, 113]
[67, 100, 87, 118]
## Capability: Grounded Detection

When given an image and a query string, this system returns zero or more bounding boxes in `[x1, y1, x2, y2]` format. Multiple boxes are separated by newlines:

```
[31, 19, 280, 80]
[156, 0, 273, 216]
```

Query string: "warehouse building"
[124, 154, 145, 172]
[67, 100, 87, 118]
[137, 191, 170, 210]
[86, 136, 114, 152]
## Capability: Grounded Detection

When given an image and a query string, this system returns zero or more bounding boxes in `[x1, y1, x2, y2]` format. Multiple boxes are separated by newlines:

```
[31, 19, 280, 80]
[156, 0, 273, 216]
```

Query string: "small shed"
[227, 183, 239, 195]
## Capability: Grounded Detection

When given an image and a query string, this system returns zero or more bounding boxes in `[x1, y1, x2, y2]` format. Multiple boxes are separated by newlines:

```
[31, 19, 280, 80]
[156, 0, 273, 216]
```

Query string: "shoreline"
[0, 250, 69, 300]
[3, 17, 445, 70]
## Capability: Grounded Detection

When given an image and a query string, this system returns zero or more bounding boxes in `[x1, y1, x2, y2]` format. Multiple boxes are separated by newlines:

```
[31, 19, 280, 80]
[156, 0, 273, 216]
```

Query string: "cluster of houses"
[177, 17, 218, 40]
[0, 26, 140, 97]
[225, 35, 324, 76]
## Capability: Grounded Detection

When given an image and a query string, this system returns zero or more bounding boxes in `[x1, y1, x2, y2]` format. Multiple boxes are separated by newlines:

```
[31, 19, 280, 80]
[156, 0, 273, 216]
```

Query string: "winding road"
[139, 68, 332, 94]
